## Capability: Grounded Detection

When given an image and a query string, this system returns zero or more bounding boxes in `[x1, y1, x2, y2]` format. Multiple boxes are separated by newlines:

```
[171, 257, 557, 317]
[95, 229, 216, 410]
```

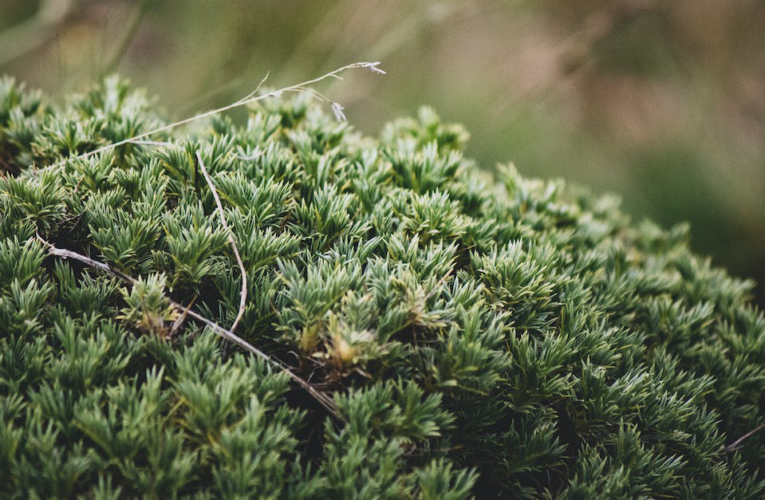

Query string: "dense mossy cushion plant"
[1, 74, 764, 499]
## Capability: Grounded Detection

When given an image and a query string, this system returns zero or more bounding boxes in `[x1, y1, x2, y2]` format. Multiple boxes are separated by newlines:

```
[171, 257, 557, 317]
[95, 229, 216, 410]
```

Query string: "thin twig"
[37, 236, 340, 418]
[127, 139, 177, 148]
[195, 150, 247, 335]
[233, 71, 271, 105]
[169, 295, 197, 339]
[721, 424, 765, 453]
[38, 61, 385, 173]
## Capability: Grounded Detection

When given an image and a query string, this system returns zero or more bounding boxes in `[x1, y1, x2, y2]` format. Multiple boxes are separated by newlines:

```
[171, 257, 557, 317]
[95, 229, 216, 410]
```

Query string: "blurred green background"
[2, 0, 765, 301]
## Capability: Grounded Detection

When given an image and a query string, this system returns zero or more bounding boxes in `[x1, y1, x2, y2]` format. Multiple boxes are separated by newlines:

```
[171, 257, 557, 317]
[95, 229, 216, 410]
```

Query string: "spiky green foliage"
[1, 75, 764, 498]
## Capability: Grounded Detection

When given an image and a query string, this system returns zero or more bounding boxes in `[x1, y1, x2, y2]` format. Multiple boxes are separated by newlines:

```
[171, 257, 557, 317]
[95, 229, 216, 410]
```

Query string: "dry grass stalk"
[37, 236, 340, 418]
[195, 150, 247, 335]
[38, 61, 385, 173]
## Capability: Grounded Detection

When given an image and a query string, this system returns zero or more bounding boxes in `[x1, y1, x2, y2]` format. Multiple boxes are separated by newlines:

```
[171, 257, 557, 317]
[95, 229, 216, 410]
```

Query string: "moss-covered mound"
[1, 76, 764, 499]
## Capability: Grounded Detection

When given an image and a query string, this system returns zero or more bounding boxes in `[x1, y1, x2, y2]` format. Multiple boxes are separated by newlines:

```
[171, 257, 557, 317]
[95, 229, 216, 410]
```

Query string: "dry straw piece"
[38, 61, 385, 172]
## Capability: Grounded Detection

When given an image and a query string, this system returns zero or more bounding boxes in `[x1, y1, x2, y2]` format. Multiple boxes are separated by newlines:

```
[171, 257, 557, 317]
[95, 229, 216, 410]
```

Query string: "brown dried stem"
[37, 236, 340, 418]
[195, 150, 247, 335]
[721, 423, 765, 453]
[38, 61, 384, 173]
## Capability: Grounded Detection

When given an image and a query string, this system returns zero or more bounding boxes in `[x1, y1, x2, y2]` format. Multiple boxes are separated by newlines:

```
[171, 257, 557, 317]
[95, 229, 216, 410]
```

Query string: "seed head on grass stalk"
[36, 61, 386, 172]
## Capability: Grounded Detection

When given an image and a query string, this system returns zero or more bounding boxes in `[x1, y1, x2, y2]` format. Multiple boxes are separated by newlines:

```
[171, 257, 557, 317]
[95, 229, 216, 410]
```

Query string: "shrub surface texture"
[1, 76, 764, 498]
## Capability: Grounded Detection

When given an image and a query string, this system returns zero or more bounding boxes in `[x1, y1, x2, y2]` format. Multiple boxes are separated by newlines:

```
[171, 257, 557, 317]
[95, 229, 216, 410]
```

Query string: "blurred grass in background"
[2, 0, 765, 302]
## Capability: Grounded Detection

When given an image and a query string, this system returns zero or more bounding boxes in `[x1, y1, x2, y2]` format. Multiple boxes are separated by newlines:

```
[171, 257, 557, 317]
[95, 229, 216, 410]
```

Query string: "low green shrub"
[1, 75, 764, 498]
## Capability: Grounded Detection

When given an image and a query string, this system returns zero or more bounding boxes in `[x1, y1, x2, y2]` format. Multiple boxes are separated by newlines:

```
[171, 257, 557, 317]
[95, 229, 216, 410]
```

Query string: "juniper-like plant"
[1, 72, 764, 499]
